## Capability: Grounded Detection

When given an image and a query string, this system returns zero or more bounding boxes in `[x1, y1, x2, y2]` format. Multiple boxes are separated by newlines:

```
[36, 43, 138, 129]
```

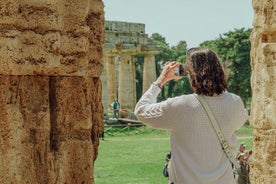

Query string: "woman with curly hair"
[134, 47, 248, 184]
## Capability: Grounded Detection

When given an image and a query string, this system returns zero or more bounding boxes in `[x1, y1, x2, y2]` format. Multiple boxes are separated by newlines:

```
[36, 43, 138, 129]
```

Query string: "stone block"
[0, 1, 104, 184]
[250, 0, 276, 183]
[0, 0, 104, 77]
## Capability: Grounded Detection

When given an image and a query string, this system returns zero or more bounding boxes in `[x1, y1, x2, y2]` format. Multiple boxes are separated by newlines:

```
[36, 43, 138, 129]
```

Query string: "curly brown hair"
[186, 47, 227, 96]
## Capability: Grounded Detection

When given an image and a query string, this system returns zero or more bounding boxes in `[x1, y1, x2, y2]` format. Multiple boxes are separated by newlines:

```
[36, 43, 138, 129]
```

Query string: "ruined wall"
[250, 0, 276, 183]
[0, 1, 104, 183]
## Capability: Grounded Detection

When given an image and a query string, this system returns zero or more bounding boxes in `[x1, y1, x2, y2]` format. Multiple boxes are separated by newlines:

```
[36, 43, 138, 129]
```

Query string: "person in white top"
[134, 47, 248, 184]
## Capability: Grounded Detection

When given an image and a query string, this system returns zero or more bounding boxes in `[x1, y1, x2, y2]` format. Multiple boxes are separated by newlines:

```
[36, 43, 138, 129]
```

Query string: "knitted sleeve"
[134, 84, 177, 130]
[232, 95, 249, 130]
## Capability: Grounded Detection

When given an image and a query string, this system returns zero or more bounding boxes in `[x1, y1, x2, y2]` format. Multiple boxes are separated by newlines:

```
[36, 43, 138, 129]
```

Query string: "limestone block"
[18, 0, 60, 31]
[0, 0, 104, 184]
[250, 0, 276, 183]
[54, 140, 94, 184]
[0, 75, 103, 184]
[0, 0, 104, 77]
[250, 44, 276, 130]
[252, 0, 276, 30]
[0, 0, 20, 28]
[0, 76, 50, 183]
[249, 129, 276, 183]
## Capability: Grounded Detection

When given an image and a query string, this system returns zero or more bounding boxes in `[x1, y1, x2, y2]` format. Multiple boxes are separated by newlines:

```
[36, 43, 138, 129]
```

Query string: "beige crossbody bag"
[195, 94, 240, 170]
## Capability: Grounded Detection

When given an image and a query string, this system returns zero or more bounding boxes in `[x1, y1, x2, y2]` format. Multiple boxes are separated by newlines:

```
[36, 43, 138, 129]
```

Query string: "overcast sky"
[103, 0, 254, 47]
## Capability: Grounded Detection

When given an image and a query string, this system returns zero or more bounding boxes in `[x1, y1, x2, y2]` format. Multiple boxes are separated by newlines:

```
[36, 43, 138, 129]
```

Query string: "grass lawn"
[94, 125, 253, 184]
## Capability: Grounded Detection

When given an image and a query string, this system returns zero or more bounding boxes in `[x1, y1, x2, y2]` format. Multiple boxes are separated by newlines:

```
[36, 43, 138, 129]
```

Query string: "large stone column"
[101, 54, 109, 114]
[106, 54, 117, 112]
[118, 52, 136, 117]
[0, 1, 104, 184]
[250, 0, 276, 183]
[143, 52, 157, 93]
[102, 53, 120, 114]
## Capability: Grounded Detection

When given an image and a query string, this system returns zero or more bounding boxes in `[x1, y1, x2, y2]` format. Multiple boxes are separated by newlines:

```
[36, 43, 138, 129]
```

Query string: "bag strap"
[195, 94, 240, 169]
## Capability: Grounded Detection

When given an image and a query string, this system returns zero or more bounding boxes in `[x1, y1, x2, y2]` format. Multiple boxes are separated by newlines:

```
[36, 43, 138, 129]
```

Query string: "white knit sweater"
[134, 84, 248, 184]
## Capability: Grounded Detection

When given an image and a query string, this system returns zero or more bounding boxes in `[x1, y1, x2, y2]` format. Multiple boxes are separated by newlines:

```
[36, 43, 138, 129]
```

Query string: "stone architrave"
[143, 52, 157, 93]
[0, 1, 104, 184]
[250, 0, 276, 183]
[118, 52, 137, 116]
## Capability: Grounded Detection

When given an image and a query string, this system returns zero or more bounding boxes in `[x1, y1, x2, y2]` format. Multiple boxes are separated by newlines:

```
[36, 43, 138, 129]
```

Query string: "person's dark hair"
[186, 47, 227, 96]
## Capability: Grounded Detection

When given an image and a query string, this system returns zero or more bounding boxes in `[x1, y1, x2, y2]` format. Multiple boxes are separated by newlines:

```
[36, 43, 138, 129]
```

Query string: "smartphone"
[174, 64, 186, 76]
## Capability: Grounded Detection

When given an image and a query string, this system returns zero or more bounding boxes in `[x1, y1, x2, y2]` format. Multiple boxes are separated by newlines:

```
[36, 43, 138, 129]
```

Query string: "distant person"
[237, 152, 250, 184]
[111, 98, 120, 118]
[235, 146, 252, 184]
[163, 151, 171, 178]
[239, 143, 246, 153]
[134, 47, 248, 184]
[236, 143, 247, 161]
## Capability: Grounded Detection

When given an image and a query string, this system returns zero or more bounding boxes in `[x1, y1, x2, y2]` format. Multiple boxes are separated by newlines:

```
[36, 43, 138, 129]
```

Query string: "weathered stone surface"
[0, 1, 104, 184]
[0, 76, 103, 184]
[118, 52, 136, 114]
[250, 0, 276, 183]
[0, 0, 104, 77]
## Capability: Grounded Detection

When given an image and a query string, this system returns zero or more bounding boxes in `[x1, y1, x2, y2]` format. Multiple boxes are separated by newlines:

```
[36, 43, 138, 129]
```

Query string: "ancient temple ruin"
[101, 21, 161, 117]
[0, 0, 275, 184]
[0, 0, 104, 183]
[250, 0, 276, 183]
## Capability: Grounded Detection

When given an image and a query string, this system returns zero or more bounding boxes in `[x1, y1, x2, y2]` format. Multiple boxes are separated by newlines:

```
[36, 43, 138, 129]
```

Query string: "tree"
[200, 28, 252, 105]
[171, 40, 187, 59]
[150, 33, 173, 100]
[168, 40, 192, 97]
[151, 33, 169, 48]
[151, 36, 192, 99]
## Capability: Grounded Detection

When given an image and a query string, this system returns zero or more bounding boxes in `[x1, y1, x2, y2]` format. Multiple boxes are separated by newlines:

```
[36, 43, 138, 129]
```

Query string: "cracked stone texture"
[0, 1, 104, 184]
[250, 0, 276, 183]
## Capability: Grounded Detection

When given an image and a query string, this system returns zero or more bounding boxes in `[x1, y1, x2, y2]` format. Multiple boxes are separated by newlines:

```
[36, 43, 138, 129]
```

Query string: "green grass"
[235, 123, 253, 150]
[235, 123, 253, 137]
[94, 125, 253, 184]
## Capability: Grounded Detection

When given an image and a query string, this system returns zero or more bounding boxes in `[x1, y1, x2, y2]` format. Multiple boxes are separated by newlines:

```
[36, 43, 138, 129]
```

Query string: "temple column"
[101, 54, 108, 113]
[250, 1, 276, 183]
[118, 52, 136, 117]
[106, 54, 117, 113]
[0, 0, 104, 183]
[143, 52, 157, 93]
